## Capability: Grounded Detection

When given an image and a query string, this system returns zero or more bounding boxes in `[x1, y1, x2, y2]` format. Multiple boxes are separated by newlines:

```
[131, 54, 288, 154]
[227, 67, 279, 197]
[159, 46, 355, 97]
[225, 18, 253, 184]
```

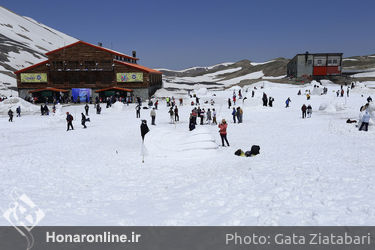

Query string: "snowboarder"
[301, 104, 307, 119]
[150, 108, 156, 125]
[174, 106, 179, 122]
[85, 104, 89, 116]
[307, 105, 312, 118]
[232, 107, 237, 123]
[285, 97, 291, 108]
[16, 106, 21, 117]
[8, 109, 13, 122]
[262, 93, 268, 107]
[218, 119, 230, 147]
[66, 112, 74, 131]
[359, 111, 370, 131]
[136, 104, 141, 118]
[212, 108, 217, 124]
[81, 113, 87, 128]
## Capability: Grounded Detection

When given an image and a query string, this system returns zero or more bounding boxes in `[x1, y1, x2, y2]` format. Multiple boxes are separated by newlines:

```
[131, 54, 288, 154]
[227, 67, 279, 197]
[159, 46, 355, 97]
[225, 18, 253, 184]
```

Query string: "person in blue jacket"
[232, 107, 237, 123]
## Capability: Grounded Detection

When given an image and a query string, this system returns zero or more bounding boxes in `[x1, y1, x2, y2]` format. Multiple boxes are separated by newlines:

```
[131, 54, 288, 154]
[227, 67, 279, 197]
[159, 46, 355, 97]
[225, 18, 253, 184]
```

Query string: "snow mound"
[0, 97, 39, 114]
[195, 88, 208, 96]
[112, 101, 125, 111]
[311, 87, 323, 95]
[319, 102, 346, 113]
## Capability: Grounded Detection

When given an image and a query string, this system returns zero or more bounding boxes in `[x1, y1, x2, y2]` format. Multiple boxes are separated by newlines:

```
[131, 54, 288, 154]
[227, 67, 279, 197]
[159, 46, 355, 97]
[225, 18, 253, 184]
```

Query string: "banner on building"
[21, 73, 47, 83]
[116, 73, 143, 82]
[72, 88, 91, 102]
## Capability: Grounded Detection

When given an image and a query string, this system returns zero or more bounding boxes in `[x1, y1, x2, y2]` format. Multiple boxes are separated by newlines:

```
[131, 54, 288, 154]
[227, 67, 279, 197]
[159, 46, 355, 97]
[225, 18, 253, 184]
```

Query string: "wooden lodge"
[15, 41, 162, 102]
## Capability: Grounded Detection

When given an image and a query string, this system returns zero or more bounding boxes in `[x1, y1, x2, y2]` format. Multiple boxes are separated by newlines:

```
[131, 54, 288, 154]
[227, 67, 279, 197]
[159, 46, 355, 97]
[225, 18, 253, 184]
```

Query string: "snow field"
[1, 82, 375, 225]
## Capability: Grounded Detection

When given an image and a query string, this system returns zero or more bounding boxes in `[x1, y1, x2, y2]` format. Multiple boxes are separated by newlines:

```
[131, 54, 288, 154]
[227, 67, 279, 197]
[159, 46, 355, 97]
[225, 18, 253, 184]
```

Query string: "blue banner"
[72, 88, 91, 102]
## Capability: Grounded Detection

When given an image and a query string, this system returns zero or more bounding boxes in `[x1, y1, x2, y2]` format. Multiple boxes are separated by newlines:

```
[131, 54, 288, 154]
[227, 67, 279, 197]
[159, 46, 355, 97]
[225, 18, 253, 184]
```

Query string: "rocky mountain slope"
[0, 6, 77, 96]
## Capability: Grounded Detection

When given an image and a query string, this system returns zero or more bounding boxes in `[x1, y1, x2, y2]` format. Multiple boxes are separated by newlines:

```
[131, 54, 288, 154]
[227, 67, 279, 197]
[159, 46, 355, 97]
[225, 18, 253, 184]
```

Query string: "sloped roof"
[14, 60, 49, 74]
[95, 87, 133, 92]
[45, 41, 139, 60]
[114, 60, 162, 74]
[29, 87, 69, 93]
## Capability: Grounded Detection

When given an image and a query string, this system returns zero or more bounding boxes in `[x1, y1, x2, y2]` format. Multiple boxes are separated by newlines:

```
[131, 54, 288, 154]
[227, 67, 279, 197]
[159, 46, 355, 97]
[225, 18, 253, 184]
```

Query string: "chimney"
[132, 50, 136, 58]
[98, 42, 103, 47]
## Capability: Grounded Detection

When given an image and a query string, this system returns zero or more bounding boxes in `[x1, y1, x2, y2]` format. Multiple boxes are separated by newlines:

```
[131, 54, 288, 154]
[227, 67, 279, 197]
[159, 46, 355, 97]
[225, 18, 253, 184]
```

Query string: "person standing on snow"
[136, 104, 141, 118]
[81, 113, 87, 129]
[262, 93, 268, 106]
[307, 105, 312, 118]
[301, 104, 307, 119]
[232, 107, 237, 123]
[174, 106, 179, 122]
[66, 112, 74, 131]
[228, 98, 232, 109]
[359, 111, 371, 131]
[85, 104, 89, 116]
[150, 108, 156, 125]
[285, 97, 291, 108]
[236, 107, 241, 123]
[8, 109, 13, 122]
[252, 90, 255, 98]
[268, 97, 274, 107]
[168, 107, 174, 124]
[16, 106, 21, 117]
[218, 119, 230, 147]
[212, 108, 217, 124]
[206, 108, 212, 124]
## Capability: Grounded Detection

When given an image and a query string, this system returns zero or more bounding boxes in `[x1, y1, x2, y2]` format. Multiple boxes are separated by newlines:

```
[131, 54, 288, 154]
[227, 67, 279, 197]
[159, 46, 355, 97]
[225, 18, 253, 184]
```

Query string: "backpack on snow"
[250, 145, 260, 155]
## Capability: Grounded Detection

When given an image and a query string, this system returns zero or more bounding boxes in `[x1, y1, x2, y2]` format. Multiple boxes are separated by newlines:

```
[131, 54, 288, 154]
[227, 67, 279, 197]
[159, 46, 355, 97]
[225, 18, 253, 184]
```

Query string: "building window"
[307, 60, 312, 65]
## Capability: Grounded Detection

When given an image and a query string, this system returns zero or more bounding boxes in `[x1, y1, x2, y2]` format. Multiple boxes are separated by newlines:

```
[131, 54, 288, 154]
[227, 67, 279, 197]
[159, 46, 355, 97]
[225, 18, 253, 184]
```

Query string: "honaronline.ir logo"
[2, 188, 45, 250]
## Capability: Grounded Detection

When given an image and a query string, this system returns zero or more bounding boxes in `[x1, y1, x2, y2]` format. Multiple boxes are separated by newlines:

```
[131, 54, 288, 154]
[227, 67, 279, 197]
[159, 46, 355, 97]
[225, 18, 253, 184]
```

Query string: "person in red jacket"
[218, 119, 230, 147]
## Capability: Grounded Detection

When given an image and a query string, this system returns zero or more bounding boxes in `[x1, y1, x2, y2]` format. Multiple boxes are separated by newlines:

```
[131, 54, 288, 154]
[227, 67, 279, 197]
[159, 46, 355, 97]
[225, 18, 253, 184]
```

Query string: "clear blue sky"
[2, 0, 375, 69]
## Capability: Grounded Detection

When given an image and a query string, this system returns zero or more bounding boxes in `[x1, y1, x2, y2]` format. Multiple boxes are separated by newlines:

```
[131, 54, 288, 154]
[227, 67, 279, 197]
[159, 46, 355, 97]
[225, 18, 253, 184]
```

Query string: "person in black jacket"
[81, 113, 87, 128]
[262, 93, 268, 106]
[136, 105, 141, 118]
[66, 112, 74, 131]
[8, 109, 13, 122]
[84, 104, 89, 116]
[301, 104, 307, 119]
[140, 120, 149, 142]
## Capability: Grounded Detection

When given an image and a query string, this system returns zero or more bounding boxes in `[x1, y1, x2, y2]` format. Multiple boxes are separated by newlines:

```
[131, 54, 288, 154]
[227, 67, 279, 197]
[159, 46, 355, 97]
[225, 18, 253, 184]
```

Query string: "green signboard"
[116, 73, 143, 83]
[21, 73, 47, 83]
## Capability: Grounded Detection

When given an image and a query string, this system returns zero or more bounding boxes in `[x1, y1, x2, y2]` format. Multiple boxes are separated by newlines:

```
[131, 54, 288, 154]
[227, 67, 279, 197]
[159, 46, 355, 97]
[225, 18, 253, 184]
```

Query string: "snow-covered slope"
[0, 6, 78, 95]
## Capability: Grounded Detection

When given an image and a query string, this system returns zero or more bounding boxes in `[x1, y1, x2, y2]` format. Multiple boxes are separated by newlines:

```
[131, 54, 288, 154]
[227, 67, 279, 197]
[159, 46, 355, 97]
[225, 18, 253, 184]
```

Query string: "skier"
[359, 111, 370, 131]
[81, 113, 87, 128]
[150, 108, 156, 125]
[8, 109, 13, 122]
[285, 97, 291, 108]
[136, 104, 141, 118]
[66, 112, 74, 131]
[232, 107, 237, 123]
[307, 105, 312, 118]
[85, 104, 89, 116]
[168, 107, 174, 124]
[16, 106, 21, 117]
[301, 104, 307, 119]
[218, 119, 230, 147]
[174, 106, 179, 122]
[212, 108, 217, 124]
[262, 93, 268, 107]
[228, 98, 232, 109]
